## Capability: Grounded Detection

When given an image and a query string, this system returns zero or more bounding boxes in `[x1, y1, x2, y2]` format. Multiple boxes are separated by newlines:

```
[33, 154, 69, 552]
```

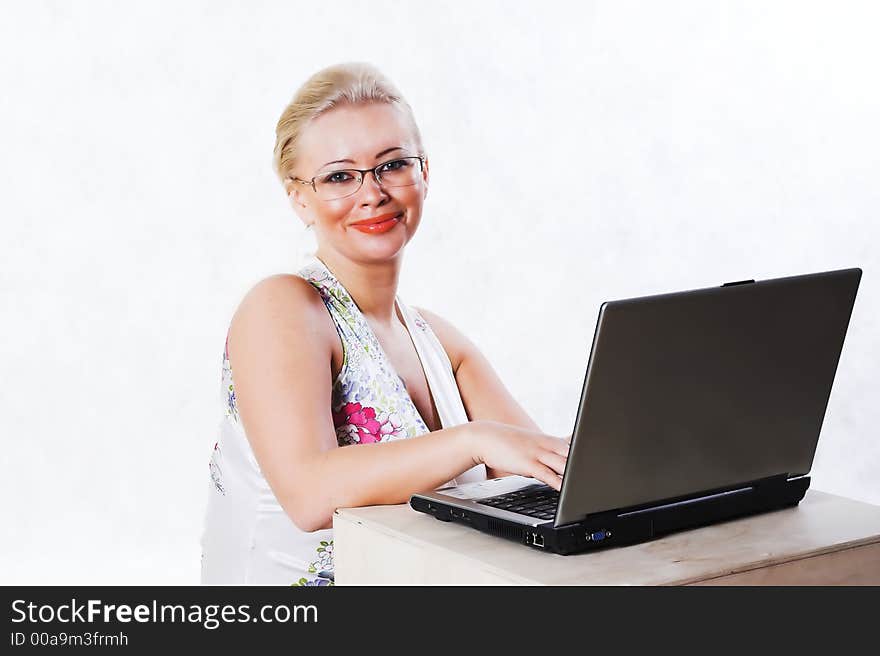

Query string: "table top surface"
[334, 489, 880, 585]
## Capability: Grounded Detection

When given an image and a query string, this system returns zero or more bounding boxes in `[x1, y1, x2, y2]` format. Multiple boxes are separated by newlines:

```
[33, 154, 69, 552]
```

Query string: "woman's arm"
[303, 424, 478, 530]
[414, 306, 546, 479]
[227, 276, 566, 533]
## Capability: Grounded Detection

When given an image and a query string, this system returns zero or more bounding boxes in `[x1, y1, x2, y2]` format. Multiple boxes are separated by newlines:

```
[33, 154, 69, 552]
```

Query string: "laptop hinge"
[752, 473, 797, 490]
[615, 474, 797, 520]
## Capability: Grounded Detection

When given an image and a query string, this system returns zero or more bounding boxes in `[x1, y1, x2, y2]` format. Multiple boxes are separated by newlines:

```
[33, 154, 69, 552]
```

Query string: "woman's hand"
[469, 420, 571, 491]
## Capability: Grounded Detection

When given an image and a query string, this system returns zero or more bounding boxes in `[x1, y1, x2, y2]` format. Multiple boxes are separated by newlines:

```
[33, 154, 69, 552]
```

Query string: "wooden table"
[332, 489, 880, 585]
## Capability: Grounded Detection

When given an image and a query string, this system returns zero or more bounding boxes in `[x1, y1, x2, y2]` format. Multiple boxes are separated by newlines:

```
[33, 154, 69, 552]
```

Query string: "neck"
[314, 248, 404, 329]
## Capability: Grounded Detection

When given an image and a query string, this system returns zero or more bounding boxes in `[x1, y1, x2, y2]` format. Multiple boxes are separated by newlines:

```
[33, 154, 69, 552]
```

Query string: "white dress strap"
[396, 296, 487, 488]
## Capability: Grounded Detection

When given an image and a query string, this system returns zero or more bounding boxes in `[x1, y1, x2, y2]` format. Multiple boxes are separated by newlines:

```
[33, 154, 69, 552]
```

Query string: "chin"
[340, 236, 406, 263]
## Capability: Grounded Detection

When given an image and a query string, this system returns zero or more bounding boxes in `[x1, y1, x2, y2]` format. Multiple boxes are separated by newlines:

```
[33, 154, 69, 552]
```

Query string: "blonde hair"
[273, 62, 424, 185]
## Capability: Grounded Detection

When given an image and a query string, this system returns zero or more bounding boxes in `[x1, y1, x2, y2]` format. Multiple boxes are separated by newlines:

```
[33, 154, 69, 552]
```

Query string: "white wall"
[1, 0, 877, 584]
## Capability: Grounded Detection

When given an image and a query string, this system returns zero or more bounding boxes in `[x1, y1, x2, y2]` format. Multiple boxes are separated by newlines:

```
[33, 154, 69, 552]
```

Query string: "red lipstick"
[351, 212, 402, 234]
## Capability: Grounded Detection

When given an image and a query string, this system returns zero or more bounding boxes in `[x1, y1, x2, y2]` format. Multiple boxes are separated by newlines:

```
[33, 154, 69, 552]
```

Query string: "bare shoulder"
[235, 273, 325, 323]
[228, 274, 331, 359]
[412, 305, 476, 374]
[238, 273, 324, 311]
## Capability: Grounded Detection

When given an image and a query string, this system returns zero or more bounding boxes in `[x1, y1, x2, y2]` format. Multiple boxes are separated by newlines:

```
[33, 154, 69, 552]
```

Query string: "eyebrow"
[320, 146, 406, 169]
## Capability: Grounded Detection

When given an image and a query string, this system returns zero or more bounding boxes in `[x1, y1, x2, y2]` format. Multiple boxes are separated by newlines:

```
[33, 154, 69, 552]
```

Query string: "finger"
[543, 436, 571, 456]
[554, 438, 571, 457]
[532, 464, 562, 491]
[537, 450, 567, 476]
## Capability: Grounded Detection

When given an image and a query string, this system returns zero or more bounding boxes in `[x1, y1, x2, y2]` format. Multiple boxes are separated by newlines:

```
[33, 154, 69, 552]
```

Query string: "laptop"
[410, 268, 861, 555]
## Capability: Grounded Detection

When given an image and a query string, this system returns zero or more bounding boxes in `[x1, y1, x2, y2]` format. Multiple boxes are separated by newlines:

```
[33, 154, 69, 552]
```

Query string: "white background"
[1, 1, 877, 584]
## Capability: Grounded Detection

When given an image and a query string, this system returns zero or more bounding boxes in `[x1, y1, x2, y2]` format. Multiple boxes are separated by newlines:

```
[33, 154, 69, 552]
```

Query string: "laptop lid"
[555, 268, 861, 526]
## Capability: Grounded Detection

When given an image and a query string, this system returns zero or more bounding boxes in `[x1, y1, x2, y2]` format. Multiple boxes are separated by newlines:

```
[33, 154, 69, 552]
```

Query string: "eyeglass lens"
[314, 157, 422, 201]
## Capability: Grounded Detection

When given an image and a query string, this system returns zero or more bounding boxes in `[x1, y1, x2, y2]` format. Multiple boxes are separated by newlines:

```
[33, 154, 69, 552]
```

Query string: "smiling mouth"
[351, 212, 403, 226]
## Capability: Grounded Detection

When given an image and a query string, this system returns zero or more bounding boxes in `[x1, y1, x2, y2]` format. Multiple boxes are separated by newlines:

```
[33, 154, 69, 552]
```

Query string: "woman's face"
[288, 102, 429, 264]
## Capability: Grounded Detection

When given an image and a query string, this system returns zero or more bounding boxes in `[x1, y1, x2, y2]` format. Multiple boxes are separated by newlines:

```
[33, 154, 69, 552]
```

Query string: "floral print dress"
[200, 256, 485, 585]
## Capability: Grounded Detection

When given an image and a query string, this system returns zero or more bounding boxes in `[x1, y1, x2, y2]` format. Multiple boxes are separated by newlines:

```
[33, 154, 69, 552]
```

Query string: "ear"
[285, 179, 312, 228]
[421, 156, 430, 199]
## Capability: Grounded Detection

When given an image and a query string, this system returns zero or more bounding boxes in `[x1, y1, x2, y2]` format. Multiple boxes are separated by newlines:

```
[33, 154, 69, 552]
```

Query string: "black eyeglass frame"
[288, 155, 426, 199]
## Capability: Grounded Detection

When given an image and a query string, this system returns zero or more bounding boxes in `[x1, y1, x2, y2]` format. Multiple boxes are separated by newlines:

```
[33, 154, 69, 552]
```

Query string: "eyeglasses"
[290, 156, 426, 201]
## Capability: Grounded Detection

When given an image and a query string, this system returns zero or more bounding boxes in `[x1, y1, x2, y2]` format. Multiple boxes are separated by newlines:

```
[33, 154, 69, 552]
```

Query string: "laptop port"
[531, 533, 545, 548]
[589, 530, 607, 542]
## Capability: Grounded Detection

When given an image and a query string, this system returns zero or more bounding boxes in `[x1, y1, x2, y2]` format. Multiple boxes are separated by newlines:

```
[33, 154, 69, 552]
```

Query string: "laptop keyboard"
[478, 484, 559, 520]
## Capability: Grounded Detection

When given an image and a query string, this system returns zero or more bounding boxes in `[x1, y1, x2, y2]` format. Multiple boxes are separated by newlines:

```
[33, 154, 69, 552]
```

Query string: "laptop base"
[410, 475, 810, 555]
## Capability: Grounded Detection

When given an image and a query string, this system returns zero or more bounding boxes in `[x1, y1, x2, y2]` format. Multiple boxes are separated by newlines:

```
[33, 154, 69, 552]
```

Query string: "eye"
[377, 158, 410, 173]
[321, 170, 356, 184]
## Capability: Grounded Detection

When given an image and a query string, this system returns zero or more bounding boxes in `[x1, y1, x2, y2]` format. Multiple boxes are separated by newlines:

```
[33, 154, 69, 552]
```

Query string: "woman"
[200, 62, 570, 585]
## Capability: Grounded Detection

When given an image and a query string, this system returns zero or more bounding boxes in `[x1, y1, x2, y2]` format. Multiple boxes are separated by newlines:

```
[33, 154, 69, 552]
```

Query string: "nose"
[357, 170, 389, 205]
